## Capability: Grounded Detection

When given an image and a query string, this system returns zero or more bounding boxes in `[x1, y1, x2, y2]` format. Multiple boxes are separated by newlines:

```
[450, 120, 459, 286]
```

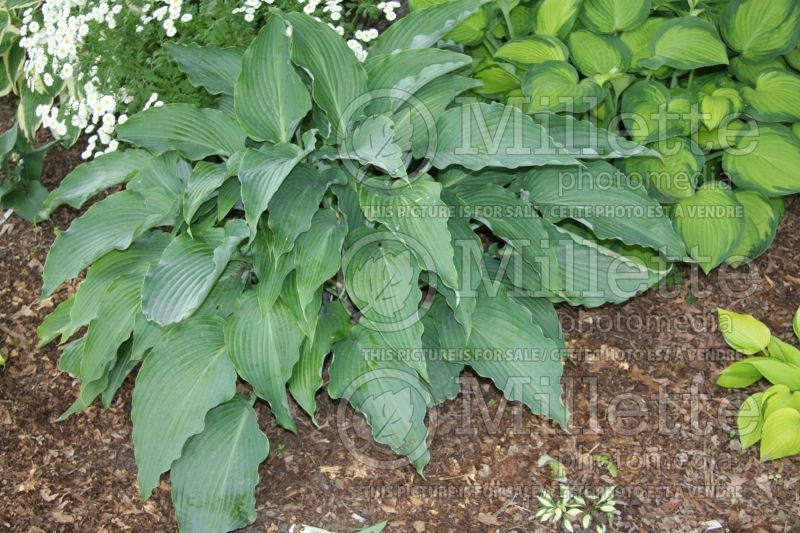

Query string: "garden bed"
[1, 96, 799, 532]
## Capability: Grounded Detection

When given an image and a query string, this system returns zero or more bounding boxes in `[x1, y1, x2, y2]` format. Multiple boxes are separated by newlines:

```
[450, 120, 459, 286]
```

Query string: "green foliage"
[717, 306, 800, 462]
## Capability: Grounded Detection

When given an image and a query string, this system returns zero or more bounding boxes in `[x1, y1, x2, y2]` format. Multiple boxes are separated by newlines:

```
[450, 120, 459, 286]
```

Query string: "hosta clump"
[37, 3, 688, 531]
[453, 0, 800, 274]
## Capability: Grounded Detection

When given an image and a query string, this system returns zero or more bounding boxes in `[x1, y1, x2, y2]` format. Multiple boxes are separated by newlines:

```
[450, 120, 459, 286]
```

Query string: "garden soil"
[1, 97, 799, 532]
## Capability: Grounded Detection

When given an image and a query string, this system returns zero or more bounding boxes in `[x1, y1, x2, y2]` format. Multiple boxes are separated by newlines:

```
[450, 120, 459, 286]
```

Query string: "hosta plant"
[37, 2, 689, 530]
[445, 0, 800, 273]
[717, 307, 800, 462]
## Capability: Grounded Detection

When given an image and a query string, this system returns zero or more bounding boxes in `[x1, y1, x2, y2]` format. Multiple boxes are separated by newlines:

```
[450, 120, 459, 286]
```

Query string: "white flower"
[43, 73, 54, 86]
[61, 63, 74, 78]
[180, 13, 192, 22]
[385, 11, 396, 20]
[117, 114, 128, 124]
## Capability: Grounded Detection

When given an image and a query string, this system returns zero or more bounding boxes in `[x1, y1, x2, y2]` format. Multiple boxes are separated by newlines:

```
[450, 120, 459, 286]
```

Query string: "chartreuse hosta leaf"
[519, 161, 687, 259]
[767, 337, 800, 366]
[701, 88, 743, 131]
[329, 325, 432, 473]
[359, 176, 458, 289]
[522, 61, 606, 114]
[795, 307, 800, 340]
[737, 392, 764, 449]
[620, 17, 667, 71]
[730, 56, 787, 86]
[718, 308, 771, 355]
[164, 43, 243, 96]
[567, 31, 631, 80]
[368, 0, 490, 59]
[622, 137, 703, 202]
[289, 301, 352, 423]
[171, 396, 269, 533]
[494, 35, 570, 67]
[405, 0, 490, 47]
[433, 101, 579, 169]
[132, 315, 237, 500]
[116, 104, 246, 160]
[225, 291, 305, 432]
[718, 356, 800, 389]
[580, 0, 651, 34]
[672, 181, 744, 274]
[282, 12, 367, 133]
[721, 0, 800, 61]
[235, 15, 311, 143]
[726, 191, 784, 267]
[534, 0, 581, 40]
[741, 70, 800, 123]
[473, 60, 520, 96]
[723, 125, 800, 196]
[37, 149, 152, 218]
[760, 407, 800, 461]
[142, 220, 249, 326]
[640, 17, 729, 71]
[621, 81, 696, 143]
[761, 385, 800, 419]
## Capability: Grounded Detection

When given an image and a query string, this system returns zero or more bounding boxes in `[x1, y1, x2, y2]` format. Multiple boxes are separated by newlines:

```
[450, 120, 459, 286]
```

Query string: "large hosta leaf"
[522, 61, 606, 114]
[580, 0, 651, 34]
[620, 81, 694, 143]
[567, 31, 631, 78]
[329, 325, 432, 473]
[494, 36, 570, 67]
[723, 125, 800, 197]
[369, 0, 490, 59]
[142, 220, 249, 326]
[741, 70, 800, 123]
[726, 191, 784, 266]
[132, 315, 237, 499]
[538, 113, 654, 159]
[721, 0, 800, 61]
[672, 181, 744, 274]
[359, 176, 458, 289]
[116, 104, 246, 160]
[235, 16, 311, 143]
[520, 161, 687, 258]
[346, 115, 407, 178]
[760, 408, 800, 461]
[432, 101, 578, 170]
[622, 136, 703, 202]
[42, 190, 176, 296]
[224, 291, 305, 431]
[171, 396, 269, 533]
[38, 150, 152, 217]
[640, 17, 729, 70]
[283, 12, 367, 132]
[293, 209, 347, 313]
[534, 0, 582, 40]
[165, 43, 243, 96]
[183, 162, 231, 227]
[620, 17, 667, 71]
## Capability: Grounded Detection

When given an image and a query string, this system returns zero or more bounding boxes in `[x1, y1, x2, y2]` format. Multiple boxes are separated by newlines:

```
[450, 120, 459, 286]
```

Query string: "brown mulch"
[1, 96, 799, 533]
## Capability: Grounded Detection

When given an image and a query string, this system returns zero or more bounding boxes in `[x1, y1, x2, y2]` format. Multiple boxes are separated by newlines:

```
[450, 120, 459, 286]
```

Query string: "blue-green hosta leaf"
[520, 161, 687, 259]
[721, 0, 800, 61]
[672, 181, 744, 274]
[620, 17, 668, 71]
[522, 61, 606, 114]
[238, 141, 312, 237]
[293, 209, 347, 314]
[224, 291, 305, 431]
[171, 396, 269, 533]
[359, 176, 458, 289]
[437, 215, 481, 338]
[366, 48, 472, 113]
[368, 0, 490, 59]
[726, 191, 784, 266]
[42, 190, 176, 296]
[760, 407, 800, 461]
[494, 36, 570, 67]
[723, 125, 800, 197]
[288, 301, 352, 423]
[37, 298, 75, 348]
[741, 70, 800, 123]
[622, 136, 704, 202]
[717, 308, 771, 355]
[420, 297, 464, 405]
[329, 325, 432, 473]
[640, 17, 729, 70]
[100, 341, 138, 409]
[132, 315, 237, 500]
[142, 220, 249, 326]
[567, 31, 631, 79]
[620, 81, 695, 143]
[346, 115, 407, 178]
[534, 0, 582, 40]
[164, 43, 243, 96]
[252, 228, 295, 313]
[537, 113, 655, 159]
[116, 104, 246, 160]
[432, 101, 579, 170]
[580, 0, 651, 34]
[127, 151, 191, 198]
[267, 164, 339, 258]
[730, 56, 787, 86]
[37, 150, 152, 218]
[183, 162, 230, 227]
[464, 290, 567, 426]
[282, 12, 367, 133]
[235, 16, 311, 143]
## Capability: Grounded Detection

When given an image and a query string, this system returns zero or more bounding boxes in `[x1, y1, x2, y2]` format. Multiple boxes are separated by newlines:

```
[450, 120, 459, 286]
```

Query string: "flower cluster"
[138, 0, 193, 35]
